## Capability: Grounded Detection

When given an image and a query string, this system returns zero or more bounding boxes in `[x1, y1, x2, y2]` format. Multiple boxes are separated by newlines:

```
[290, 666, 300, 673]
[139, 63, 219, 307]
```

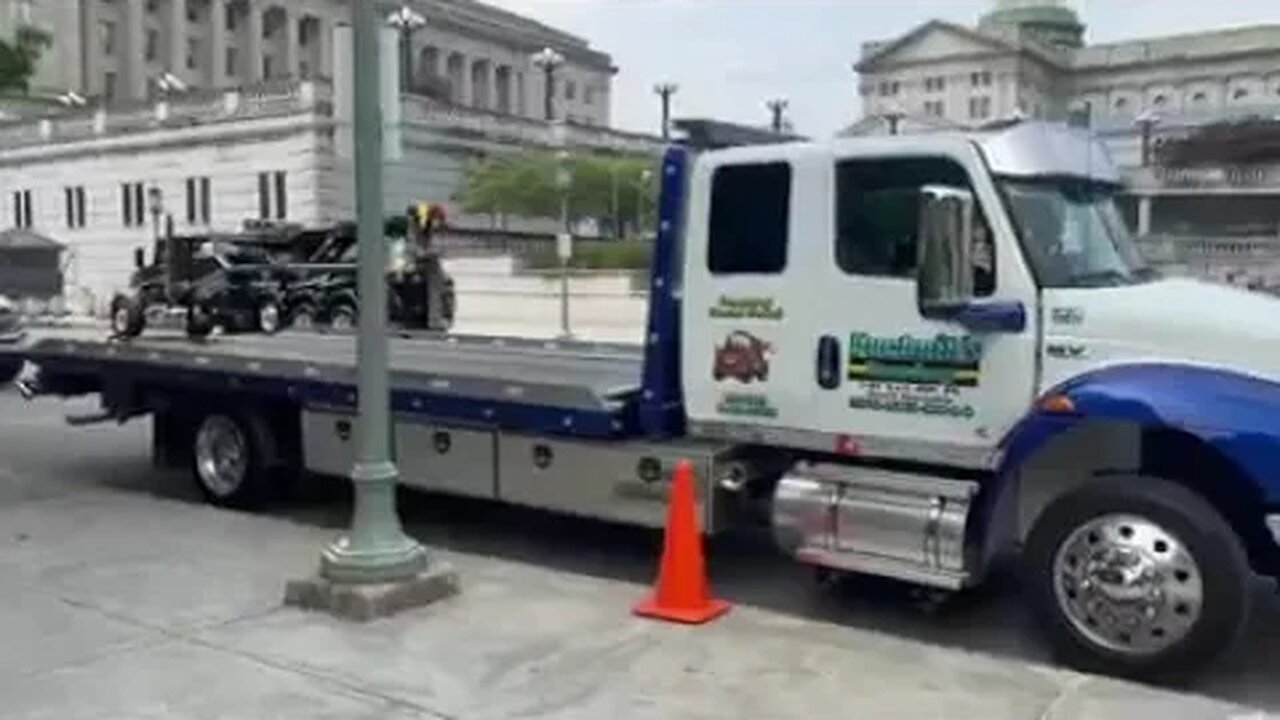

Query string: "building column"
[283, 9, 300, 78]
[208, 0, 227, 87]
[124, 0, 148, 100]
[317, 17, 335, 81]
[1138, 195, 1154, 237]
[167, 0, 188, 77]
[81, 0, 104, 95]
[245, 2, 265, 83]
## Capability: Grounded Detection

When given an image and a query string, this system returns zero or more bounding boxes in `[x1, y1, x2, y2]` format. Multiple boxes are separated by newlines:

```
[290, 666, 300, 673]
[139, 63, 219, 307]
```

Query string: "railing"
[0, 80, 334, 152]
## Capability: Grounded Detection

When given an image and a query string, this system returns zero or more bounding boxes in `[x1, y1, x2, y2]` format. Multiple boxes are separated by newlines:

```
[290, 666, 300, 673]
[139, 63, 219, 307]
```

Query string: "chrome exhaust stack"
[772, 462, 980, 590]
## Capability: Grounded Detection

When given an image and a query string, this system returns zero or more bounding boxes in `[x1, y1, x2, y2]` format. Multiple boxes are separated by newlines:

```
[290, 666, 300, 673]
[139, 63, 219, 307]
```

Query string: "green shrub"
[522, 240, 652, 271]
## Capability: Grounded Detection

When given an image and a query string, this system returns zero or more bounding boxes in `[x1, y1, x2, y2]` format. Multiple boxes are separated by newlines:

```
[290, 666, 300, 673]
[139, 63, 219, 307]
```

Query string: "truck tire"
[1023, 475, 1249, 680]
[329, 303, 357, 331]
[288, 302, 319, 331]
[110, 295, 145, 338]
[185, 305, 215, 340]
[191, 412, 271, 509]
[257, 299, 283, 335]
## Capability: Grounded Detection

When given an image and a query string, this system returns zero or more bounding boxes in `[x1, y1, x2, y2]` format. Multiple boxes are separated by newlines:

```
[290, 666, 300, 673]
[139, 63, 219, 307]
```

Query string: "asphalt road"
[3, 387, 1280, 711]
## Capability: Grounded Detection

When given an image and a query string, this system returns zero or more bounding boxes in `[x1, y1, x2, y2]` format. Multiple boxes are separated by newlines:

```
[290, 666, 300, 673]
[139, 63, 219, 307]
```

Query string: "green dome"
[979, 1, 1085, 49]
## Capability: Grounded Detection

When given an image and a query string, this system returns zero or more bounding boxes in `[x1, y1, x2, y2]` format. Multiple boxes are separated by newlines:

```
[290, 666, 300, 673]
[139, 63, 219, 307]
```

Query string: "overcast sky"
[483, 0, 1280, 137]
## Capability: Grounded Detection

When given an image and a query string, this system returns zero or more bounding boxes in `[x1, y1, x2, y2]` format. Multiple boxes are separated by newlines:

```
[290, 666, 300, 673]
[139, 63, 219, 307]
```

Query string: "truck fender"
[988, 363, 1280, 553]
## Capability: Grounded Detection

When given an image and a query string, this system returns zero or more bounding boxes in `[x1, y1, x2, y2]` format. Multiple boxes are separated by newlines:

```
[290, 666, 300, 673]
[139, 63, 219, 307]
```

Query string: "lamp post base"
[284, 564, 459, 622]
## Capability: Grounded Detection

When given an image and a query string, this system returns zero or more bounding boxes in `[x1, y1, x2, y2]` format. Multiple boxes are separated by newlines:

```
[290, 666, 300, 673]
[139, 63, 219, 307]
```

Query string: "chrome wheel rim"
[113, 306, 131, 333]
[292, 310, 314, 330]
[259, 303, 280, 333]
[1053, 513, 1203, 656]
[194, 416, 248, 498]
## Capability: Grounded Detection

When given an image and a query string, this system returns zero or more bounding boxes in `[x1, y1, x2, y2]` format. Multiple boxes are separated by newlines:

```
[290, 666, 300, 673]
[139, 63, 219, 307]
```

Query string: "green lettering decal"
[716, 392, 780, 419]
[848, 332, 983, 388]
[710, 296, 785, 321]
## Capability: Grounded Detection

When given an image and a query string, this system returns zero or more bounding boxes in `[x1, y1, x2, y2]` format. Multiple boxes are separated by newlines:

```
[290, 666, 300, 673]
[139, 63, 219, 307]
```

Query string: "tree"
[457, 150, 659, 237]
[0, 25, 52, 95]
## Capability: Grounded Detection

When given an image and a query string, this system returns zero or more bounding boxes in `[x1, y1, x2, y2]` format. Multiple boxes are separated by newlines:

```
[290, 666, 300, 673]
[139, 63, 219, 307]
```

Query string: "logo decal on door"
[846, 332, 984, 420]
[847, 332, 983, 387]
[713, 330, 773, 384]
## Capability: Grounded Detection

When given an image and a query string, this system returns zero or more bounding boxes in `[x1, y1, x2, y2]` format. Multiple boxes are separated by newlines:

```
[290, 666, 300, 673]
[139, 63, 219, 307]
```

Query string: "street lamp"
[766, 98, 788, 134]
[554, 149, 574, 339]
[883, 109, 905, 136]
[387, 4, 426, 92]
[1135, 108, 1162, 167]
[531, 47, 564, 122]
[285, 0, 455, 619]
[654, 82, 678, 139]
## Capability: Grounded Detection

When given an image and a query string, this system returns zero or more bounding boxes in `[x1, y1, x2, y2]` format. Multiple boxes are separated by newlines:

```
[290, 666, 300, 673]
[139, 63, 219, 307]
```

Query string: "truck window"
[708, 162, 790, 274]
[835, 157, 995, 296]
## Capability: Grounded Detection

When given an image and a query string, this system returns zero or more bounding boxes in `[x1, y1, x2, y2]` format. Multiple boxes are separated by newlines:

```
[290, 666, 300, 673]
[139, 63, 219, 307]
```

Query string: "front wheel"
[186, 304, 215, 339]
[329, 302, 357, 331]
[1024, 475, 1250, 680]
[110, 295, 145, 338]
[257, 299, 283, 335]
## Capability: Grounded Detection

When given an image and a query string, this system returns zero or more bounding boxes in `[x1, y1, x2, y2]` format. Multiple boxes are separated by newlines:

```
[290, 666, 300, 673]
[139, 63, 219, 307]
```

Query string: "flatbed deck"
[7, 328, 646, 438]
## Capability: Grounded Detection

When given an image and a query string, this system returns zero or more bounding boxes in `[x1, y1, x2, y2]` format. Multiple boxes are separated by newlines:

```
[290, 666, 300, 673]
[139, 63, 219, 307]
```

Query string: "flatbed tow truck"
[7, 120, 1280, 680]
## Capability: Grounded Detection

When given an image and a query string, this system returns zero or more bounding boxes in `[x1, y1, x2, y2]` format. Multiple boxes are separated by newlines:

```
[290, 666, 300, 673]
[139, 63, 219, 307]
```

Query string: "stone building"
[849, 0, 1280, 292]
[0, 0, 614, 127]
[0, 3, 658, 314]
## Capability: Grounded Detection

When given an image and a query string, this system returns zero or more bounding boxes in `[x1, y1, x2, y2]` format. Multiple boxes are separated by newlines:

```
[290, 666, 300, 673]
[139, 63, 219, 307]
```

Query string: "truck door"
[682, 145, 830, 434]
[810, 140, 1040, 467]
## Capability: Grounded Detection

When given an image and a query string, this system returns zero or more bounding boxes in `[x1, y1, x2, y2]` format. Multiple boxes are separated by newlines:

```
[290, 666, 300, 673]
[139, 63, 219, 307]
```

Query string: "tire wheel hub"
[1054, 514, 1203, 656]
[195, 416, 248, 498]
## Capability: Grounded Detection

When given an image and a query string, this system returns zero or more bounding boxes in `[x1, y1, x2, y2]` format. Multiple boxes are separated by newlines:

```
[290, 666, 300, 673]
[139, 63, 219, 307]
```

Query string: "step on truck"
[7, 120, 1280, 680]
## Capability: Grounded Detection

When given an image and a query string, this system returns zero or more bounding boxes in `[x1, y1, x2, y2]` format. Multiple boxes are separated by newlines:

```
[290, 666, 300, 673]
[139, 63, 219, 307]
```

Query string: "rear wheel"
[1024, 475, 1250, 680]
[191, 412, 272, 509]
[257, 299, 283, 335]
[110, 295, 145, 338]
[329, 303, 357, 331]
[185, 304, 215, 339]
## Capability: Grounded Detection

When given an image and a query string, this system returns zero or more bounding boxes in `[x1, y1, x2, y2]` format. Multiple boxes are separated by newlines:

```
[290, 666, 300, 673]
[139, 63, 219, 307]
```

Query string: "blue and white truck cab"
[6, 120, 1280, 680]
[680, 120, 1280, 678]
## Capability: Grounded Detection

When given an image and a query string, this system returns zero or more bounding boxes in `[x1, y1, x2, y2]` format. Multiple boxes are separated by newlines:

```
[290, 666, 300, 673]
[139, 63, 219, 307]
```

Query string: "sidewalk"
[0, 482, 1264, 719]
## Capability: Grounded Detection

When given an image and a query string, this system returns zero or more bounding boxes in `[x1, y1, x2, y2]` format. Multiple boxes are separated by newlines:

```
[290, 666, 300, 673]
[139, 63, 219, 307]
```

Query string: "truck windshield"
[1000, 179, 1154, 288]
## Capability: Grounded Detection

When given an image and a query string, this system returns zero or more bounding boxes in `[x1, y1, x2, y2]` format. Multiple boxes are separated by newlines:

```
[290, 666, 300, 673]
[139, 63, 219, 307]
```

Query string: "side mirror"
[133, 247, 145, 269]
[917, 184, 976, 313]
[917, 185, 1025, 333]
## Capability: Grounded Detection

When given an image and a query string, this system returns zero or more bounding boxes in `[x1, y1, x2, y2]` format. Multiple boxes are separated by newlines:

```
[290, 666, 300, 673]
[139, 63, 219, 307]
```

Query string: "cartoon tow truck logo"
[713, 331, 773, 383]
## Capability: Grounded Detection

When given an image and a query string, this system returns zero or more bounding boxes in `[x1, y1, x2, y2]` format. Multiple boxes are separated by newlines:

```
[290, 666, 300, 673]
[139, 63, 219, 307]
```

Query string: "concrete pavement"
[0, 391, 1272, 719]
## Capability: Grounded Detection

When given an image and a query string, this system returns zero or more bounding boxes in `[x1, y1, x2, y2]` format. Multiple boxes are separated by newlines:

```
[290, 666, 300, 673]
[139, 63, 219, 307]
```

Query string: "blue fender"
[998, 363, 1280, 502]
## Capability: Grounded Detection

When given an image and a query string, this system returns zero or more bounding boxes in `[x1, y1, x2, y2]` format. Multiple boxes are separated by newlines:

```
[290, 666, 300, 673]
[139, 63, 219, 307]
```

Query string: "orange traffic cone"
[633, 460, 731, 624]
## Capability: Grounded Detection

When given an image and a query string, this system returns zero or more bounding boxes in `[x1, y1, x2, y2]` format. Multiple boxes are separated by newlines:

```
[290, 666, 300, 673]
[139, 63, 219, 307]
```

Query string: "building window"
[1192, 91, 1207, 104]
[186, 177, 211, 225]
[1232, 88, 1249, 101]
[145, 28, 159, 62]
[145, 0, 160, 14]
[584, 85, 595, 105]
[103, 71, 117, 101]
[565, 80, 576, 100]
[299, 61, 311, 80]
[187, 38, 199, 70]
[64, 186, 87, 229]
[925, 76, 946, 93]
[99, 20, 116, 56]
[708, 162, 791, 275]
[226, 6, 238, 31]
[923, 100, 945, 117]
[836, 157, 993, 295]
[12, 190, 33, 229]
[878, 80, 901, 97]
[968, 96, 992, 120]
[971, 71, 992, 88]
[187, 3, 199, 23]
[121, 182, 146, 227]
[263, 55, 275, 79]
[1114, 97, 1129, 110]
[225, 47, 237, 76]
[1153, 94, 1167, 107]
[258, 171, 287, 220]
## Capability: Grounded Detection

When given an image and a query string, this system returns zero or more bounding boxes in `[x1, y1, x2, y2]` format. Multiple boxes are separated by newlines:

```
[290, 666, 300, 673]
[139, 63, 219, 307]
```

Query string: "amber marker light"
[1039, 393, 1076, 414]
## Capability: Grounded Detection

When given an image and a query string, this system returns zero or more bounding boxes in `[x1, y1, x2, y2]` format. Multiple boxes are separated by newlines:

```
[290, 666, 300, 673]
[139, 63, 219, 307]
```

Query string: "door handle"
[817, 335, 841, 390]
